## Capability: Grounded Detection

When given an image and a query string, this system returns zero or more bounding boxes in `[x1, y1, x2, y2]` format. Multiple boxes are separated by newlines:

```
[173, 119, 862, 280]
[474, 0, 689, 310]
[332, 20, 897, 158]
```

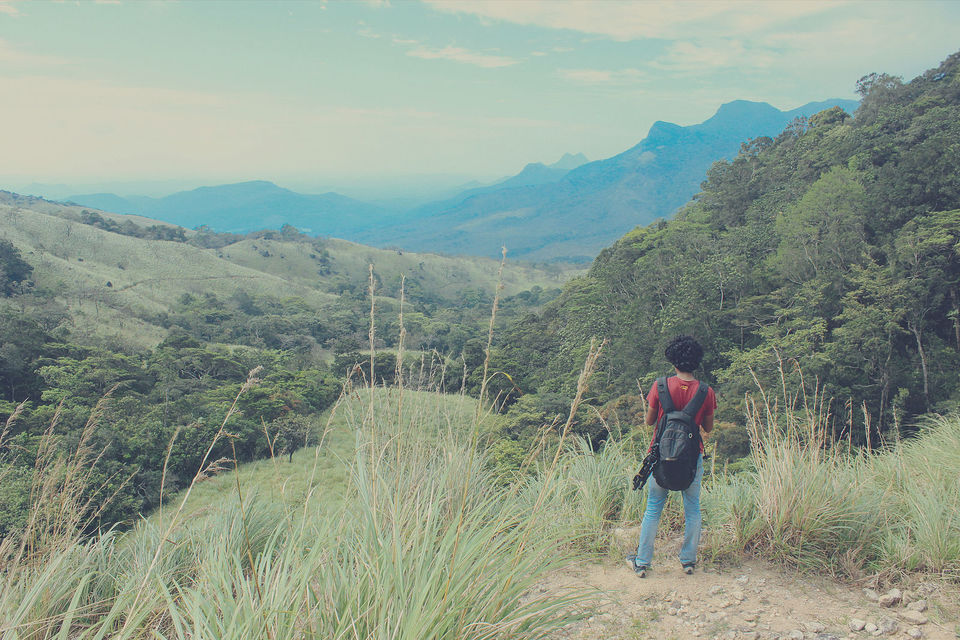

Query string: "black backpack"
[651, 376, 709, 491]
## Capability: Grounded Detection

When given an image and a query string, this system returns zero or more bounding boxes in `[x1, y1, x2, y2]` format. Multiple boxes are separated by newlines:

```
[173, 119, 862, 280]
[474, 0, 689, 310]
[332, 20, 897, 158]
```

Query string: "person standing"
[628, 335, 716, 577]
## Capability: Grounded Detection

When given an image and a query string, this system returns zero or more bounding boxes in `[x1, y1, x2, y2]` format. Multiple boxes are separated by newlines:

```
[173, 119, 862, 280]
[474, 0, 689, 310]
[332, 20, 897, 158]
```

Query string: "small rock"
[743, 613, 757, 622]
[740, 631, 758, 640]
[906, 627, 923, 639]
[805, 621, 825, 633]
[898, 610, 927, 625]
[719, 600, 733, 609]
[788, 630, 804, 640]
[710, 585, 725, 596]
[906, 600, 927, 612]
[733, 589, 746, 601]
[876, 616, 898, 634]
[814, 635, 840, 640]
[863, 588, 881, 601]
[737, 575, 750, 584]
[849, 619, 866, 631]
[668, 607, 678, 615]
[902, 590, 915, 604]
[864, 622, 879, 633]
[878, 589, 902, 608]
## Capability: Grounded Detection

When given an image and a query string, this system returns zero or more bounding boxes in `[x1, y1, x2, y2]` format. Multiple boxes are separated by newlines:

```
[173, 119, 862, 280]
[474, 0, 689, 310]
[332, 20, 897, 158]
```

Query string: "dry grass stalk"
[443, 245, 507, 608]
[476, 245, 507, 423]
[396, 274, 407, 466]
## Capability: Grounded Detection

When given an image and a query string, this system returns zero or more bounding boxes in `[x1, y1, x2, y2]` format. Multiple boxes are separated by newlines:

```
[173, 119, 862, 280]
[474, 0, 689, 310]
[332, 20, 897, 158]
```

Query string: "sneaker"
[625, 555, 648, 578]
[682, 562, 695, 575]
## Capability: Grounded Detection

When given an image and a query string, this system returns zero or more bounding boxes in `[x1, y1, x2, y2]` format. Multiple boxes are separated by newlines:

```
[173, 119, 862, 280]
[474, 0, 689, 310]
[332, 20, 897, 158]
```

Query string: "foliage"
[491, 51, 960, 445]
[0, 238, 33, 296]
[0, 329, 341, 531]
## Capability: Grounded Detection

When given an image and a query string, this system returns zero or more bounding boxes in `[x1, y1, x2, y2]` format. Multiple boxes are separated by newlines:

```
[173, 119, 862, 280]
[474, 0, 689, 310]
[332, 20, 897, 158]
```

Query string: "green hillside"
[0, 192, 576, 349]
[0, 196, 334, 346]
[488, 52, 960, 449]
[0, 192, 578, 535]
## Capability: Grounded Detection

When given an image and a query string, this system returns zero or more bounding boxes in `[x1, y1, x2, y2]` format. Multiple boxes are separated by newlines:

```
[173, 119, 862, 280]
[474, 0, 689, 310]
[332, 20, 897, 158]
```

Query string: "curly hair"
[664, 335, 703, 372]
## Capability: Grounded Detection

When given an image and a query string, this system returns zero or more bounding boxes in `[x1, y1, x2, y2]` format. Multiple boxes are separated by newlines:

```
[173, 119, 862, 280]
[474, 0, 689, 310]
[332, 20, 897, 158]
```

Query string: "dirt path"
[544, 529, 957, 640]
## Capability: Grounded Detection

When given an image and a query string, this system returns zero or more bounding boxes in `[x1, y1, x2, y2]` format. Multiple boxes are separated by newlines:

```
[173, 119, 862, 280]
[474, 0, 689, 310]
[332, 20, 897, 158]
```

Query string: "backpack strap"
[656, 376, 674, 413]
[682, 381, 710, 420]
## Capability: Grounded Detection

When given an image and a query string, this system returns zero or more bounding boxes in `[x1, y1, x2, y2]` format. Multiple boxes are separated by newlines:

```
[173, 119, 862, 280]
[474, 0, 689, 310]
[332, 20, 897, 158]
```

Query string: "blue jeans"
[634, 454, 703, 567]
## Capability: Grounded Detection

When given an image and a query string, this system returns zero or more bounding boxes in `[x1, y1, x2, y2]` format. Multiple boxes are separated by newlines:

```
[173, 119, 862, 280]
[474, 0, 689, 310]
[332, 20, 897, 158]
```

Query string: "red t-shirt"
[647, 377, 717, 453]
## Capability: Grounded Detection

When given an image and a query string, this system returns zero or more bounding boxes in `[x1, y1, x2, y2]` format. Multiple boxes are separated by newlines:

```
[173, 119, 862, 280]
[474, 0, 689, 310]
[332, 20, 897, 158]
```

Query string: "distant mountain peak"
[520, 162, 549, 172]
[549, 152, 589, 171]
[191, 180, 286, 193]
[645, 120, 684, 145]
[713, 99, 780, 118]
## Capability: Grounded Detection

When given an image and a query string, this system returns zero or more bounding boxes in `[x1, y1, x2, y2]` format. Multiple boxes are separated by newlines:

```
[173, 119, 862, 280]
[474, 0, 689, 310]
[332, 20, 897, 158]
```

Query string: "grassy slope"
[223, 236, 576, 299]
[0, 387, 589, 639]
[1, 203, 335, 346]
[0, 197, 579, 347]
[171, 388, 478, 518]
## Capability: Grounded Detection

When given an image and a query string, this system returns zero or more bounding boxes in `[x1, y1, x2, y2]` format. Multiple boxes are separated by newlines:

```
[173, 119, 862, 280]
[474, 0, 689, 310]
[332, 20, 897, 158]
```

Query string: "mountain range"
[356, 99, 860, 262]
[63, 100, 858, 263]
[65, 181, 392, 237]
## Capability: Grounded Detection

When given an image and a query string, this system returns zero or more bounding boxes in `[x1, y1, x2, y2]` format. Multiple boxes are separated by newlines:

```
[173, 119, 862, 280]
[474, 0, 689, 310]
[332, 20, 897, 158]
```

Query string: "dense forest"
[488, 53, 960, 454]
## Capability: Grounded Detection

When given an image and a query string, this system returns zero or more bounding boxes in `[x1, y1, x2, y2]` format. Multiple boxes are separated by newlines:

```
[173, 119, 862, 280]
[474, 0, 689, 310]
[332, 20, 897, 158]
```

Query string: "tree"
[772, 167, 868, 290]
[0, 239, 33, 296]
[892, 210, 960, 412]
[271, 414, 311, 462]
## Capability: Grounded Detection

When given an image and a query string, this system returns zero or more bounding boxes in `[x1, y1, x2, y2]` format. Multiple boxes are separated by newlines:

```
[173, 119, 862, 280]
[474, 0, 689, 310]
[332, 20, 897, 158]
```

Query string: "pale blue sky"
[1, 0, 958, 196]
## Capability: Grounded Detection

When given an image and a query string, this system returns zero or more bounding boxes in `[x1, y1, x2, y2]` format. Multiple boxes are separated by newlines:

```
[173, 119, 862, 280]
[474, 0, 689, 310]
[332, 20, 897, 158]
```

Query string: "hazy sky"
[1, 0, 958, 195]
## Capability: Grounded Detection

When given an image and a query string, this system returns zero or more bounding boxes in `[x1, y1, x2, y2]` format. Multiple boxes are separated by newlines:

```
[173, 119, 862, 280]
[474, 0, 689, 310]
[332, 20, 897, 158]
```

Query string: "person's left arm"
[699, 388, 717, 438]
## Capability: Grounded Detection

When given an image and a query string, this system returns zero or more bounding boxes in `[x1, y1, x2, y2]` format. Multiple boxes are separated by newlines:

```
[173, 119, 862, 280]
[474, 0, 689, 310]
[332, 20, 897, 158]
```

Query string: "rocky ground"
[544, 529, 958, 640]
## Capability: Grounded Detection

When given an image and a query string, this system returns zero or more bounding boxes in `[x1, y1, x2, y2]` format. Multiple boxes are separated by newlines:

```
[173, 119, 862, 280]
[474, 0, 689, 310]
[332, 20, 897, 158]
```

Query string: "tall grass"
[0, 260, 597, 639]
[703, 382, 960, 582]
[0, 386, 595, 639]
[517, 436, 641, 554]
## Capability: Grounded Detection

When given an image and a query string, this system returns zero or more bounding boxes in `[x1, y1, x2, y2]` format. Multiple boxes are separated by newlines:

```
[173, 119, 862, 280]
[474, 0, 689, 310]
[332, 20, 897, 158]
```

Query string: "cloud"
[652, 40, 778, 73]
[406, 45, 517, 68]
[0, 1, 20, 16]
[0, 39, 72, 66]
[423, 0, 840, 41]
[558, 67, 645, 84]
[357, 27, 381, 39]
